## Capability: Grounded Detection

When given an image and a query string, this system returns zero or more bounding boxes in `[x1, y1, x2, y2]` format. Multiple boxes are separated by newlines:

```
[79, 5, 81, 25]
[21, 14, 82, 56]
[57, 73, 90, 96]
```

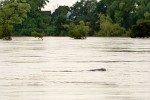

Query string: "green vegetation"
[51, 6, 71, 36]
[31, 31, 43, 40]
[131, 20, 150, 38]
[69, 21, 89, 39]
[14, 0, 51, 36]
[0, 24, 13, 40]
[96, 14, 126, 37]
[0, 0, 30, 40]
[0, 0, 150, 40]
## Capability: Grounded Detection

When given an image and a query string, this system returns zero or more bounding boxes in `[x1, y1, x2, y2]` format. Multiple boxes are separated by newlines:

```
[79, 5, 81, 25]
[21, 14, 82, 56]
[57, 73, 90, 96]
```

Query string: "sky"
[42, 0, 79, 12]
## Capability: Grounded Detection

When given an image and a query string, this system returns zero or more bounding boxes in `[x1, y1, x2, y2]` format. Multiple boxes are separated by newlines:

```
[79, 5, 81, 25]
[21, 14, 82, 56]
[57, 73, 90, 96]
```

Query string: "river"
[0, 37, 150, 100]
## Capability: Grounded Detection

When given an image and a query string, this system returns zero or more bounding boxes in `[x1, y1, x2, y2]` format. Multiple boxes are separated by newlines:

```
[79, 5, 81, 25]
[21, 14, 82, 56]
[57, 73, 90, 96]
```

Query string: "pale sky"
[42, 0, 79, 12]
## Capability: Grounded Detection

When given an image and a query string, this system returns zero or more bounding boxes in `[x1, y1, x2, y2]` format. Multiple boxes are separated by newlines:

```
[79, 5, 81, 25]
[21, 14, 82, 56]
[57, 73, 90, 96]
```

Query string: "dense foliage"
[14, 0, 51, 36]
[0, 0, 150, 39]
[49, 0, 150, 38]
[31, 31, 43, 40]
[0, 0, 30, 40]
[69, 21, 89, 39]
[96, 14, 126, 37]
[131, 20, 150, 38]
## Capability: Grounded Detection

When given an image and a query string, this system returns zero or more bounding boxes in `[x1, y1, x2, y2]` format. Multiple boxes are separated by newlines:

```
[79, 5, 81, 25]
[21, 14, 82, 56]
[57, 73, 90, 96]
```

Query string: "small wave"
[73, 60, 150, 63]
[10, 56, 43, 58]
[107, 50, 150, 52]
[42, 70, 83, 73]
[4, 61, 47, 63]
[42, 68, 106, 73]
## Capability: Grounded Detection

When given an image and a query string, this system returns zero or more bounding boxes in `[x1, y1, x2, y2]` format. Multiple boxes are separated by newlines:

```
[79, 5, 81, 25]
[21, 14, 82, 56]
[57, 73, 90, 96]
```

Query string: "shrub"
[16, 28, 43, 36]
[131, 20, 150, 38]
[31, 31, 43, 40]
[0, 24, 13, 40]
[69, 21, 89, 39]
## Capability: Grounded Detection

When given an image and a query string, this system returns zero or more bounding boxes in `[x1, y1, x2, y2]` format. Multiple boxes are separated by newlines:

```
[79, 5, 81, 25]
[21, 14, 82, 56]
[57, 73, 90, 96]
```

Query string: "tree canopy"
[0, 0, 30, 40]
[14, 0, 51, 36]
[0, 0, 150, 39]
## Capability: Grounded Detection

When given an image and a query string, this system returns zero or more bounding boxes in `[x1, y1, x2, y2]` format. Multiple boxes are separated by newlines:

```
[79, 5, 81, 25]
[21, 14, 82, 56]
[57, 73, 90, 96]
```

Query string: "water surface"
[0, 37, 150, 100]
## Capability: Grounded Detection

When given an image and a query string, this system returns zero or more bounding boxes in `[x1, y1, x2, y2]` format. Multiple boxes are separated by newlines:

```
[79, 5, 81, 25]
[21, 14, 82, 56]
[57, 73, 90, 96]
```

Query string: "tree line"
[0, 0, 150, 40]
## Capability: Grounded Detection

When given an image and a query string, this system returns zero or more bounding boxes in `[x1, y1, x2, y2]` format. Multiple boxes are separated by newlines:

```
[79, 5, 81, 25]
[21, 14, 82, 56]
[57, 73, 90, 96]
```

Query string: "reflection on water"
[0, 37, 150, 100]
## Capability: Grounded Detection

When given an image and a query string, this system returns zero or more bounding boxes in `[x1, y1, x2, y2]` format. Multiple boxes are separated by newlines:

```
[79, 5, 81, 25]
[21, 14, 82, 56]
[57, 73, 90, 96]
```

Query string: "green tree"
[70, 0, 99, 36]
[14, 0, 51, 36]
[96, 0, 107, 15]
[106, 0, 136, 29]
[51, 6, 71, 36]
[135, 0, 150, 20]
[96, 14, 126, 37]
[26, 0, 49, 10]
[69, 21, 89, 39]
[0, 0, 30, 40]
[131, 20, 150, 38]
[101, 0, 150, 30]
[15, 11, 51, 36]
[144, 11, 150, 20]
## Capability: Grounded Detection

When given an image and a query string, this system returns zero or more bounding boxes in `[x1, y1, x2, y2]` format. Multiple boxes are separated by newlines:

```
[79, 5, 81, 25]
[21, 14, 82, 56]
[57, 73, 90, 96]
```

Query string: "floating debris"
[88, 68, 106, 72]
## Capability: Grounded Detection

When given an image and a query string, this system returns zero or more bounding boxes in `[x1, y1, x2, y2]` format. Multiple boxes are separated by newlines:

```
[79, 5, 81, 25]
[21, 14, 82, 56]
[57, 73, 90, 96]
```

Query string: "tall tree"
[51, 6, 71, 36]
[26, 0, 49, 10]
[14, 0, 51, 36]
[135, 0, 150, 20]
[70, 0, 99, 36]
[0, 0, 30, 40]
[105, 0, 136, 29]
[96, 0, 107, 15]
[97, 14, 126, 37]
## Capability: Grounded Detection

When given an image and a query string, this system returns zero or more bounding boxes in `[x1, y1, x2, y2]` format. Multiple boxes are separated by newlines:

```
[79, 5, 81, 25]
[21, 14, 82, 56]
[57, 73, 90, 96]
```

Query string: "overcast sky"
[42, 0, 79, 11]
